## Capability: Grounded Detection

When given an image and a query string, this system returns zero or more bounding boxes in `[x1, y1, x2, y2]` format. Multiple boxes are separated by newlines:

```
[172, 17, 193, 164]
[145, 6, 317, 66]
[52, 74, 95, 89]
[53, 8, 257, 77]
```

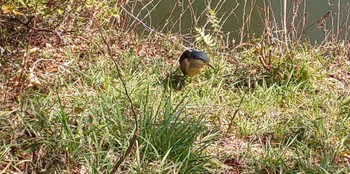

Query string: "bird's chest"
[180, 59, 206, 77]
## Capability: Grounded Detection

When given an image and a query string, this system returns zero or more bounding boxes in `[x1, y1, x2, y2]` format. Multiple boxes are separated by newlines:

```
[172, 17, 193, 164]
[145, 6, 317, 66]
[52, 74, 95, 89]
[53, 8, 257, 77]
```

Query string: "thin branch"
[120, 6, 190, 51]
[283, 0, 287, 44]
[98, 29, 139, 174]
[299, 11, 331, 38]
[239, 0, 248, 45]
[256, 43, 272, 72]
[225, 90, 247, 137]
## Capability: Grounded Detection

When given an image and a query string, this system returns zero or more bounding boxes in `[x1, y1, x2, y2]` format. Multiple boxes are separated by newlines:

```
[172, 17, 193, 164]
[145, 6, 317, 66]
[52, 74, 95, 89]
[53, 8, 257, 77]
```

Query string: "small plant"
[137, 89, 220, 173]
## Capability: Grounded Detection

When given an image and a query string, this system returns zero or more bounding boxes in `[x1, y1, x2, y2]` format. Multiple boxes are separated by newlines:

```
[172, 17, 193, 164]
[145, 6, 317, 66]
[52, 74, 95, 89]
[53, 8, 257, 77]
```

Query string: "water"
[131, 0, 350, 43]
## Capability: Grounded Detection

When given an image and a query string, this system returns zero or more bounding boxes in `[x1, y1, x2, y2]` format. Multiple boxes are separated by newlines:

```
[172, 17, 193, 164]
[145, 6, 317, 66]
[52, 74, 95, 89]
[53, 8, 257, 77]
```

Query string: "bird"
[179, 49, 214, 77]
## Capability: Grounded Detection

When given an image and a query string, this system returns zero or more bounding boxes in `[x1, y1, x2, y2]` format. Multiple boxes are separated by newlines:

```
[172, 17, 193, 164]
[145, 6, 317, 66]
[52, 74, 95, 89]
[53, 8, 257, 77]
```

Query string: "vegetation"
[1, 0, 350, 173]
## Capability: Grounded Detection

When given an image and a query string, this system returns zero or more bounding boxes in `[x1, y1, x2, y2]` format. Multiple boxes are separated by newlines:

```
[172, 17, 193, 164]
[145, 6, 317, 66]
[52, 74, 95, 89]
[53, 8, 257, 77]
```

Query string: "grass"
[1, 29, 350, 173]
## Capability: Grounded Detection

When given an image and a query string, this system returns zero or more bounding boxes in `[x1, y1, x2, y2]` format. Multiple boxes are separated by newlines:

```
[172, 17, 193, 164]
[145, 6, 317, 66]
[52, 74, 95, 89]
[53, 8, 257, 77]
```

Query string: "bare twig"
[225, 90, 246, 137]
[290, 0, 301, 42]
[298, 0, 308, 41]
[283, 0, 288, 49]
[98, 29, 139, 174]
[158, 1, 179, 32]
[256, 43, 272, 72]
[345, 4, 350, 40]
[120, 6, 190, 51]
[239, 0, 248, 45]
[300, 11, 331, 38]
[336, 0, 340, 42]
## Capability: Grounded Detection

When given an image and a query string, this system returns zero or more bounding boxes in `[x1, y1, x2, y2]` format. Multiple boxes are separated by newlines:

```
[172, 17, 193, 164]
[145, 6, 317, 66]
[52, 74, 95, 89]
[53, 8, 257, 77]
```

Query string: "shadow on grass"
[162, 70, 188, 91]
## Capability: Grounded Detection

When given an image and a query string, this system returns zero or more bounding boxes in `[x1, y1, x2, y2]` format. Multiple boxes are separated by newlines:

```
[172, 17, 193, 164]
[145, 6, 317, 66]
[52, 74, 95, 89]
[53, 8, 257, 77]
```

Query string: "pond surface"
[131, 0, 350, 43]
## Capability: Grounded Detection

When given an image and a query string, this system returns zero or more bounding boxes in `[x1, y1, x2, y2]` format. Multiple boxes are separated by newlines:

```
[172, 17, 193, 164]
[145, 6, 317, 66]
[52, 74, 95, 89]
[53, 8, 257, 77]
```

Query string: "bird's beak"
[206, 62, 215, 70]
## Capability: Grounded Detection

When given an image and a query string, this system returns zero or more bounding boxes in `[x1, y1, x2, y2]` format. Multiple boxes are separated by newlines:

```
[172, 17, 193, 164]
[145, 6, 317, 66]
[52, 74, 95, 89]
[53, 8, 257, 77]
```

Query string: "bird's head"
[179, 49, 215, 77]
[189, 49, 214, 69]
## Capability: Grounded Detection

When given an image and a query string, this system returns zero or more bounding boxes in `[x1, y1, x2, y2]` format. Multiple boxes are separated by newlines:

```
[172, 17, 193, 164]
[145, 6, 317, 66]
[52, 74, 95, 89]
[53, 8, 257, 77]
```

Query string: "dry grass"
[1, 0, 350, 173]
